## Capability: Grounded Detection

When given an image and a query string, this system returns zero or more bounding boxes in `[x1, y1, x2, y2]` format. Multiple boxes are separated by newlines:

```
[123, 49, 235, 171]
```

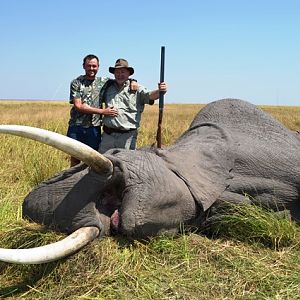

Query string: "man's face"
[83, 58, 99, 80]
[114, 68, 130, 86]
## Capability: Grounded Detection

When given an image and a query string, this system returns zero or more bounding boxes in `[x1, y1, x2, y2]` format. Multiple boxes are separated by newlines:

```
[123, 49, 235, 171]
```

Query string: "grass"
[0, 100, 300, 299]
[209, 202, 300, 250]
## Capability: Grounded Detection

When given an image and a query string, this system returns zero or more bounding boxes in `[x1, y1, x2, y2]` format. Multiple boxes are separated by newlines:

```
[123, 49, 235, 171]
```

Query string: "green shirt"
[68, 75, 108, 127]
[102, 80, 152, 130]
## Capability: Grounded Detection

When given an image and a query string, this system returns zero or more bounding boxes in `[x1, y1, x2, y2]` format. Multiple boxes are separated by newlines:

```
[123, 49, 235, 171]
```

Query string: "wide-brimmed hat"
[109, 58, 134, 75]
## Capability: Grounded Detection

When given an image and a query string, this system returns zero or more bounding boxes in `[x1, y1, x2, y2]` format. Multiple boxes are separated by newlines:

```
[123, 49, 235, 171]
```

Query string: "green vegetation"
[0, 101, 300, 299]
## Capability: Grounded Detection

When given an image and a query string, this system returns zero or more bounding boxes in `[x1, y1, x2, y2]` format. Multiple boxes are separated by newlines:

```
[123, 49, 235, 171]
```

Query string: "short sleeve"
[69, 79, 81, 104]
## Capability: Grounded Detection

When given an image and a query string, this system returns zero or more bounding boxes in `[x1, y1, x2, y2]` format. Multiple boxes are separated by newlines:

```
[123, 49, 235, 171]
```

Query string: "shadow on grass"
[0, 225, 65, 298]
[0, 260, 61, 298]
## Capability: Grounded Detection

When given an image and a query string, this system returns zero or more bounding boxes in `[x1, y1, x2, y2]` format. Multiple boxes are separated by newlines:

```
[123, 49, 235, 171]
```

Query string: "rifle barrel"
[157, 46, 165, 148]
[159, 46, 165, 110]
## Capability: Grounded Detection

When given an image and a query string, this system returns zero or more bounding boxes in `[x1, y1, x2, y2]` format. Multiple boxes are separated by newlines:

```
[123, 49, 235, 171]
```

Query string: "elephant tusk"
[0, 226, 100, 264]
[0, 125, 113, 174]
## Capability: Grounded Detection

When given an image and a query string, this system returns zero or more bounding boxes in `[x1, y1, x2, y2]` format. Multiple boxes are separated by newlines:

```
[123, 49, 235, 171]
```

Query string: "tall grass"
[209, 202, 300, 250]
[0, 100, 300, 299]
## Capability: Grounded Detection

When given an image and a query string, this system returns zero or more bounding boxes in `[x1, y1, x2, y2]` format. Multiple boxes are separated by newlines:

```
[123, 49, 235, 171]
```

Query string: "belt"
[103, 125, 136, 135]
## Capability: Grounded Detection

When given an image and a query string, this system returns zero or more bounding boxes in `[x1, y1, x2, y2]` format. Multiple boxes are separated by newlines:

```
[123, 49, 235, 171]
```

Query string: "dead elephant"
[0, 98, 299, 264]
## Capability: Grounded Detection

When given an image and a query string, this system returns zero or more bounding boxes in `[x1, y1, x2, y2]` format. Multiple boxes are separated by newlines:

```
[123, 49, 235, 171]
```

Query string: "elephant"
[0, 98, 299, 264]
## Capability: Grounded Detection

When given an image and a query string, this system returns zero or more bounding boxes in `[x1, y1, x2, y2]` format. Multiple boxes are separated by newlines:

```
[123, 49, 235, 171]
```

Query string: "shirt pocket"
[123, 94, 138, 113]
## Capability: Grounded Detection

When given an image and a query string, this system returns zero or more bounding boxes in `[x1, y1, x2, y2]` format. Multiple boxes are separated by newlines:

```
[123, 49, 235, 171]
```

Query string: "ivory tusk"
[0, 226, 99, 264]
[0, 125, 113, 174]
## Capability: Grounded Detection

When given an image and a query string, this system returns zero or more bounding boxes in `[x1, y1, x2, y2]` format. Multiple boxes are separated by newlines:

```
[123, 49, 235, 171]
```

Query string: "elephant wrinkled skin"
[21, 98, 300, 239]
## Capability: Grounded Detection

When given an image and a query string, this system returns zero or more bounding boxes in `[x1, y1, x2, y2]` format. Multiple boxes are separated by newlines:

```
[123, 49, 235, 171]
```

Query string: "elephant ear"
[156, 123, 234, 211]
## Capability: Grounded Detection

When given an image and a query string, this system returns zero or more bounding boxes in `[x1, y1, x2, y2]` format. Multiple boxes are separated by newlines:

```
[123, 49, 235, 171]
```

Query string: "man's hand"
[149, 82, 168, 101]
[130, 79, 138, 92]
[158, 82, 167, 93]
[103, 107, 118, 117]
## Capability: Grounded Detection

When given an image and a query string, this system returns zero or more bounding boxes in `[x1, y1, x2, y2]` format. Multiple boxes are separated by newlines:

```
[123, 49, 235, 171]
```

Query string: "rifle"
[156, 46, 165, 148]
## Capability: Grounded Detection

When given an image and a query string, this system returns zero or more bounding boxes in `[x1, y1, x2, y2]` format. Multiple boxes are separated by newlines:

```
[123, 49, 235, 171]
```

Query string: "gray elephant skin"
[22, 98, 300, 239]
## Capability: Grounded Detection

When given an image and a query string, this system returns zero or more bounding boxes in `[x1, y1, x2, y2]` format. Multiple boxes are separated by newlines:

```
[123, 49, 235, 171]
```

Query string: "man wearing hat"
[99, 58, 168, 153]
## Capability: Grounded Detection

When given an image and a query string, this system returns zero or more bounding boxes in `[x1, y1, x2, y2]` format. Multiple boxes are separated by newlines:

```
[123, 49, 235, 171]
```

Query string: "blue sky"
[0, 0, 299, 105]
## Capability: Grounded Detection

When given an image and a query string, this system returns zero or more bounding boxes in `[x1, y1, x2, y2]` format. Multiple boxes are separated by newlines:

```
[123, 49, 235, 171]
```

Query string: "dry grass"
[261, 105, 300, 132]
[138, 104, 204, 147]
[0, 100, 300, 299]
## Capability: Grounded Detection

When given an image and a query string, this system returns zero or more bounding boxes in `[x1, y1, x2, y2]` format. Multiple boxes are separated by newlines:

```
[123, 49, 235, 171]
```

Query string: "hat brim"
[109, 66, 134, 75]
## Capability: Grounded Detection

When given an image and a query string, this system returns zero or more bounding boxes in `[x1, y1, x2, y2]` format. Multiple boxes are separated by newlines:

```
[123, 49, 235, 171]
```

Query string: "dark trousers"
[67, 125, 101, 150]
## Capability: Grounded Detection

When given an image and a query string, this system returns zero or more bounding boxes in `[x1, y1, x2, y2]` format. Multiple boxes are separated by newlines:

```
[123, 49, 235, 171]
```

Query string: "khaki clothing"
[102, 80, 152, 130]
[99, 130, 138, 154]
[69, 75, 108, 127]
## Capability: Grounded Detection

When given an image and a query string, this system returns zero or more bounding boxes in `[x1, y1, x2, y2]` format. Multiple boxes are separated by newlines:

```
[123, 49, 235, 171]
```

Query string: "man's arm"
[149, 82, 167, 101]
[73, 99, 118, 116]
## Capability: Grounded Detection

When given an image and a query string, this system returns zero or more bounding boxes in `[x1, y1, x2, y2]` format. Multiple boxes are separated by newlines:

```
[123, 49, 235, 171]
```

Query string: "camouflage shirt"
[68, 75, 108, 127]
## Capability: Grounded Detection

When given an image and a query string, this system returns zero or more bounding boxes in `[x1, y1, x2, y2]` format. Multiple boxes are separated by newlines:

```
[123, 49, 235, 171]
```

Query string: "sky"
[0, 0, 300, 106]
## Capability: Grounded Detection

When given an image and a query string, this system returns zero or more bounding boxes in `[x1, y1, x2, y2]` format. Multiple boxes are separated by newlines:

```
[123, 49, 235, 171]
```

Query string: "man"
[67, 54, 118, 166]
[99, 58, 168, 153]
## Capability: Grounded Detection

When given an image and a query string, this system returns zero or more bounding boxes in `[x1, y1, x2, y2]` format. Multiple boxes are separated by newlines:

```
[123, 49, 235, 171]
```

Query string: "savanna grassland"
[0, 100, 300, 300]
